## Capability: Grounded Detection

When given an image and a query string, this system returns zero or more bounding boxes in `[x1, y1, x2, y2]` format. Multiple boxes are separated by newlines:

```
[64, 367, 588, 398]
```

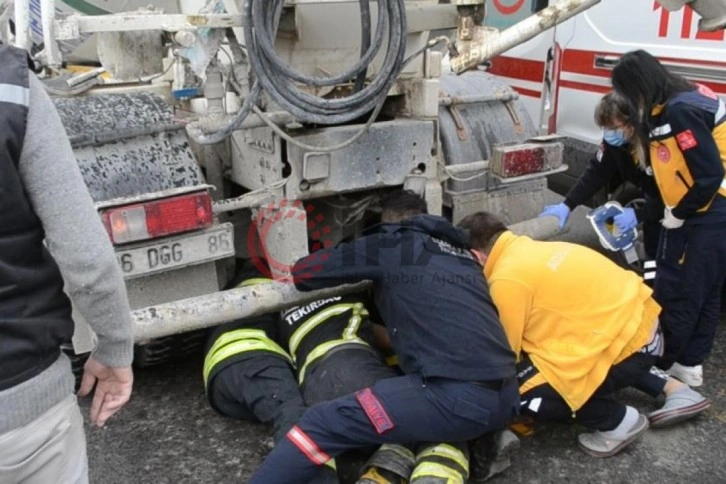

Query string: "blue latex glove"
[539, 203, 571, 229]
[613, 207, 637, 232]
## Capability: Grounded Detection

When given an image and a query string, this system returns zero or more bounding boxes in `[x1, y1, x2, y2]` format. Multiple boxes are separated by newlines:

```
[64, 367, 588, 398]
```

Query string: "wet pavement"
[83, 321, 726, 484]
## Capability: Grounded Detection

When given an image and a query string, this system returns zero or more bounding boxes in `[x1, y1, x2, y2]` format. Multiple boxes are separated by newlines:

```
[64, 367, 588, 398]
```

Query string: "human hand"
[613, 207, 637, 232]
[539, 203, 571, 230]
[661, 207, 684, 230]
[78, 356, 133, 427]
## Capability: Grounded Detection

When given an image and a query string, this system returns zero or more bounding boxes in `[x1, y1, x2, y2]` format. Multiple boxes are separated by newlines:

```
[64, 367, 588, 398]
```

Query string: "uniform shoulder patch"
[676, 130, 698, 151]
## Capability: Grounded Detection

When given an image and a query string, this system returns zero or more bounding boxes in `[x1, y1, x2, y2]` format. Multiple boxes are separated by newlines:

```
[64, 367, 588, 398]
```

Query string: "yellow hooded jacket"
[483, 231, 661, 411]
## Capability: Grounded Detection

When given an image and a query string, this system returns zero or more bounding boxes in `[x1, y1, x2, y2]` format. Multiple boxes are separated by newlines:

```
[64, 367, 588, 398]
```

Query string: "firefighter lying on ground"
[203, 269, 385, 483]
[458, 211, 710, 458]
[203, 264, 512, 483]
[249, 190, 519, 483]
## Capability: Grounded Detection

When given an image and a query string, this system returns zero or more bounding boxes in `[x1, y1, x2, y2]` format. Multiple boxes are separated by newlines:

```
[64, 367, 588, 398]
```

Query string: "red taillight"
[491, 140, 563, 178]
[101, 191, 213, 244]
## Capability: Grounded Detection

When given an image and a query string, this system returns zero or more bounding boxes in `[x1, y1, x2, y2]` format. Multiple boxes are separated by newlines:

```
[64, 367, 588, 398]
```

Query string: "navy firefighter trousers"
[248, 374, 519, 484]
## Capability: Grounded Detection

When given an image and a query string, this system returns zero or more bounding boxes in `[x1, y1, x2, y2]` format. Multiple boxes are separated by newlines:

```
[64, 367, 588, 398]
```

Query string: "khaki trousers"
[0, 394, 88, 484]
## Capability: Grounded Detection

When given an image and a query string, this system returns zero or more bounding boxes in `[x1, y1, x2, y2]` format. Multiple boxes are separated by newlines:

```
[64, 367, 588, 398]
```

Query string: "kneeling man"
[459, 212, 709, 458]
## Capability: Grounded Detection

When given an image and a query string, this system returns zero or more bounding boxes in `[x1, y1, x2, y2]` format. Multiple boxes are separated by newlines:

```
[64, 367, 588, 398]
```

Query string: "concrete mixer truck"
[1, 0, 722, 367]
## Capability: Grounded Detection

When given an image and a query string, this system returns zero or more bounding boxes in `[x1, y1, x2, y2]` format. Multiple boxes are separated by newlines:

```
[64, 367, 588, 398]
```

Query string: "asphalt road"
[82, 322, 726, 484]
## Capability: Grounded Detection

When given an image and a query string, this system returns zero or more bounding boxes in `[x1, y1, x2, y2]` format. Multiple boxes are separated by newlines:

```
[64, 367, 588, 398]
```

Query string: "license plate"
[116, 223, 234, 279]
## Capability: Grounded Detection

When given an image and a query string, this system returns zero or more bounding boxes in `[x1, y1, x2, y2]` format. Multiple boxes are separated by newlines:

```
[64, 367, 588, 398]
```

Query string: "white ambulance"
[484, 0, 726, 192]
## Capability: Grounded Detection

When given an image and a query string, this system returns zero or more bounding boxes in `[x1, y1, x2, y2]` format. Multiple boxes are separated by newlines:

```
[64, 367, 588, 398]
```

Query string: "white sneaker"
[667, 363, 703, 387]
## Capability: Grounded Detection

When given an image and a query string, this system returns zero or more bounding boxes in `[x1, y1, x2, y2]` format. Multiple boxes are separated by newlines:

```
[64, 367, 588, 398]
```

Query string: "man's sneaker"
[667, 363, 703, 387]
[649, 387, 711, 428]
[577, 413, 649, 458]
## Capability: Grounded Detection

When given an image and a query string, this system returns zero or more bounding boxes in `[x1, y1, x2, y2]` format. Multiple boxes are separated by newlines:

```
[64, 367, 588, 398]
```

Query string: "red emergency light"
[101, 191, 214, 244]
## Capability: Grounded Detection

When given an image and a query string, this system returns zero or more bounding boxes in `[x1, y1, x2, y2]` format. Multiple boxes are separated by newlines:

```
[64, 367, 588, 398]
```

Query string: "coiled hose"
[189, 0, 407, 145]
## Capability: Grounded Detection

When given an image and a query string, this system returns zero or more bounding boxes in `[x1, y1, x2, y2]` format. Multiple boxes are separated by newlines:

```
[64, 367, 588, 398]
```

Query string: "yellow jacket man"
[459, 211, 709, 458]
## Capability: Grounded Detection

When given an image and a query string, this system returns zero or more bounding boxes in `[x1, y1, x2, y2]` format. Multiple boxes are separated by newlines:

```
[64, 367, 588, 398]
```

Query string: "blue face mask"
[603, 129, 628, 147]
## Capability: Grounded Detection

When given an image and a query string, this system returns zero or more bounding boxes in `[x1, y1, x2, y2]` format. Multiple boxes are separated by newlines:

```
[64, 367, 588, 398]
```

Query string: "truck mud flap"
[52, 92, 205, 203]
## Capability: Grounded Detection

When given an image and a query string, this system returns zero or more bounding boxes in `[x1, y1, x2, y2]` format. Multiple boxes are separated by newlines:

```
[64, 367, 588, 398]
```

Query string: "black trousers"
[302, 347, 398, 405]
[654, 222, 726, 368]
[519, 352, 666, 431]
[209, 354, 305, 443]
[641, 194, 663, 261]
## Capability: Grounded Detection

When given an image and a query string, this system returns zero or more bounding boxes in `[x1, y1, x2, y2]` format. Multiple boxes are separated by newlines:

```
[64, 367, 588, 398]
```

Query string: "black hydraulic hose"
[247, 0, 406, 120]
[245, 0, 406, 124]
[190, 0, 407, 143]
[251, 0, 388, 87]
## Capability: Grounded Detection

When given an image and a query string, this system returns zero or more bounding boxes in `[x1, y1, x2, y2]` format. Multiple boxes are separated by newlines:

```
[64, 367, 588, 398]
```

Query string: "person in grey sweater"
[0, 44, 134, 484]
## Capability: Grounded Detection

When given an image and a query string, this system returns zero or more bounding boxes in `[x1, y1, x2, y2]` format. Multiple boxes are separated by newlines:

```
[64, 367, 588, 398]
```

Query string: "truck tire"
[133, 330, 207, 368]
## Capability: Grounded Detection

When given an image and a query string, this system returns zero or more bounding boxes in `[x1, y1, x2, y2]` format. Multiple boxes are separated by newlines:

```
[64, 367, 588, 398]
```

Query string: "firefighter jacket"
[649, 84, 726, 222]
[279, 294, 377, 385]
[483, 231, 661, 411]
[292, 214, 516, 383]
[0, 45, 75, 392]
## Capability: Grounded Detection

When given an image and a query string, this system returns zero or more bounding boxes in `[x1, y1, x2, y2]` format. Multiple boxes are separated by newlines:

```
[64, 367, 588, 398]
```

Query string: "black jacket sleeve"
[635, 183, 665, 223]
[291, 234, 383, 292]
[564, 143, 621, 210]
[668, 103, 726, 220]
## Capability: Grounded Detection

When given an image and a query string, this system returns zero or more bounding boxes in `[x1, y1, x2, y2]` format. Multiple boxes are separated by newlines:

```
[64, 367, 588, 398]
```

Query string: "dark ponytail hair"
[611, 50, 694, 118]
[611, 50, 694, 166]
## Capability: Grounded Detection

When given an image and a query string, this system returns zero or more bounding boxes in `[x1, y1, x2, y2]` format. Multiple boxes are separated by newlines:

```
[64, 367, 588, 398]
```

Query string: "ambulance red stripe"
[561, 48, 726, 76]
[490, 49, 726, 96]
[559, 48, 726, 94]
[510, 86, 542, 98]
[488, 56, 546, 83]
[558, 80, 610, 94]
[487, 56, 545, 98]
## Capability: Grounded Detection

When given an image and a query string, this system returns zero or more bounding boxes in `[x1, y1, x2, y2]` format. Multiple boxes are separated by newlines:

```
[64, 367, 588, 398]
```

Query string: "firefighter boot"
[468, 429, 520, 482]
[357, 444, 416, 484]
[409, 443, 469, 484]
